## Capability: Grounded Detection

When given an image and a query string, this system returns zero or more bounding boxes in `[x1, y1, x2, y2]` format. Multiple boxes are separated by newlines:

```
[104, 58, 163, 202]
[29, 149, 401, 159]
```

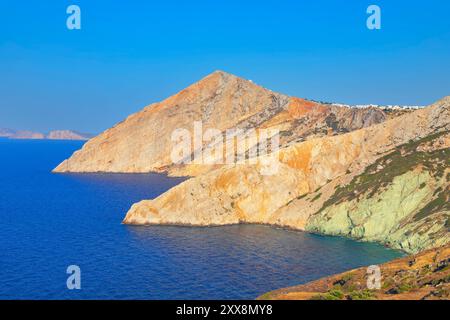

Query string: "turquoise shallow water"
[0, 139, 403, 299]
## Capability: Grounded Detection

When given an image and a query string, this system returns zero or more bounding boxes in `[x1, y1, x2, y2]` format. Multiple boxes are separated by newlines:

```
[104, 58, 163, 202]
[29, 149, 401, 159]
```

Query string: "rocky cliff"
[53, 71, 391, 175]
[123, 96, 450, 254]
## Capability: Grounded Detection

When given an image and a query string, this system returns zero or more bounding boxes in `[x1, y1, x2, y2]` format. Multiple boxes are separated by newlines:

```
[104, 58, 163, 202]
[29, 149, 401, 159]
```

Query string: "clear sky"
[1, 0, 450, 133]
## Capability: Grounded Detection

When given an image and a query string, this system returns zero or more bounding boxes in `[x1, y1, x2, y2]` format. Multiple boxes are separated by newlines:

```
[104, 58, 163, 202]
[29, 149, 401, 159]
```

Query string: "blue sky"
[1, 0, 450, 133]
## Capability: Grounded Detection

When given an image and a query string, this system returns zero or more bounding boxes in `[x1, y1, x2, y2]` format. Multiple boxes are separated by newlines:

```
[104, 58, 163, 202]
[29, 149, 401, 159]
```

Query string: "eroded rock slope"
[123, 96, 450, 253]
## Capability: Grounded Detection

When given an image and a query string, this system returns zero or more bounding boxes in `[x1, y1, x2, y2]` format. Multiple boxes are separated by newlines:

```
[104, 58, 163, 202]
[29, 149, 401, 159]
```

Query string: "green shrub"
[347, 290, 376, 300]
[310, 289, 344, 300]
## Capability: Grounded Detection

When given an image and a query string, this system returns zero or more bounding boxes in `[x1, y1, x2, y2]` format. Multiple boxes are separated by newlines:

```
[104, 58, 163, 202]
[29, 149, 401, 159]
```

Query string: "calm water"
[0, 139, 403, 299]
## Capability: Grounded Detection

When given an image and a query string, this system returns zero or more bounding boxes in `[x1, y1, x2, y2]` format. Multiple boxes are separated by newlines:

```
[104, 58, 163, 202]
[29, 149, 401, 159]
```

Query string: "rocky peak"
[53, 72, 399, 174]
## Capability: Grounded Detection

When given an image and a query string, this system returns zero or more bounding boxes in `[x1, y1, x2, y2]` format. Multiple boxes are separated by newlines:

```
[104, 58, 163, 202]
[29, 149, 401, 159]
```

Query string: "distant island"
[259, 245, 450, 300]
[0, 128, 93, 140]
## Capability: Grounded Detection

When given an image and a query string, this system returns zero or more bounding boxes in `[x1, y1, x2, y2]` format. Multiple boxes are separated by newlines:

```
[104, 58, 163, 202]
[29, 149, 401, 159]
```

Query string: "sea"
[0, 139, 403, 299]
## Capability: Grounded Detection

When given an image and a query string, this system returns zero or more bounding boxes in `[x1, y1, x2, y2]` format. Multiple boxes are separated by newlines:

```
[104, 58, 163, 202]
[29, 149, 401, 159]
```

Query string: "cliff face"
[53, 71, 389, 175]
[258, 244, 450, 300]
[123, 96, 450, 254]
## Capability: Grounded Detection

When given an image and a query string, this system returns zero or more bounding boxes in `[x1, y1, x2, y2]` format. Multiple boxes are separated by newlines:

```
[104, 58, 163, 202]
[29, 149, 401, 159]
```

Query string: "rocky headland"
[53, 71, 449, 299]
[258, 244, 450, 300]
[53, 71, 395, 175]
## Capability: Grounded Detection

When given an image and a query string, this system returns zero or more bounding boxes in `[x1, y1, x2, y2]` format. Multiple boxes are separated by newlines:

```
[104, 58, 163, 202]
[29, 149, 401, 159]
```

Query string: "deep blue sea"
[0, 139, 403, 299]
